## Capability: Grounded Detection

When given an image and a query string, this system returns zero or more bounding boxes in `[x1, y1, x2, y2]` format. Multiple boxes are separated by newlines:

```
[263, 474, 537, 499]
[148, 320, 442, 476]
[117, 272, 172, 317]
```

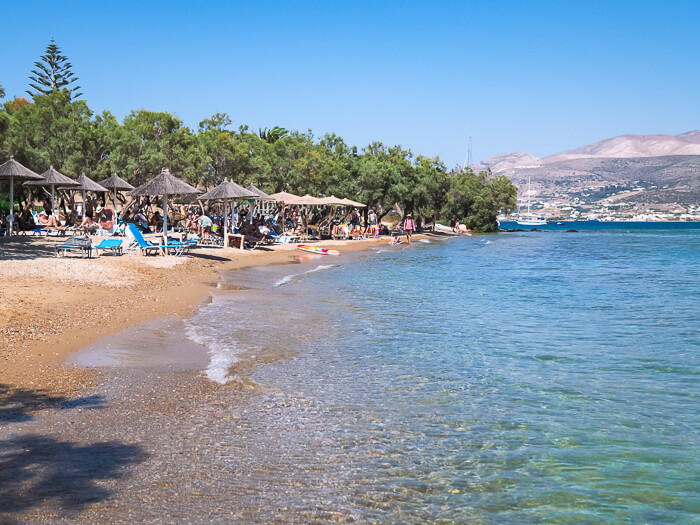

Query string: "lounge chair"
[126, 223, 197, 256]
[269, 232, 299, 244]
[94, 238, 123, 256]
[55, 236, 93, 258]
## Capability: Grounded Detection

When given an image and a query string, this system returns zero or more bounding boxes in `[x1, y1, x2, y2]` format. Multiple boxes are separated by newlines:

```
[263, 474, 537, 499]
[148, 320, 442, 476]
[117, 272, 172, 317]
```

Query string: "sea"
[175, 224, 699, 523]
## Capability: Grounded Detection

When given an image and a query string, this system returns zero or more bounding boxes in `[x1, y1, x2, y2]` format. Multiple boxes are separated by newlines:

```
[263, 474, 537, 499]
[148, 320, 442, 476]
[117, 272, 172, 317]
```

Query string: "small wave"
[485, 240, 493, 244]
[274, 264, 339, 287]
[419, 239, 431, 243]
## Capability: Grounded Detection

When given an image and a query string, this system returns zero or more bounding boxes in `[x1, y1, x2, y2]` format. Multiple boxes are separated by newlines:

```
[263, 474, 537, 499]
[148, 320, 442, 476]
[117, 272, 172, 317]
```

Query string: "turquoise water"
[500, 220, 700, 232]
[236, 231, 700, 523]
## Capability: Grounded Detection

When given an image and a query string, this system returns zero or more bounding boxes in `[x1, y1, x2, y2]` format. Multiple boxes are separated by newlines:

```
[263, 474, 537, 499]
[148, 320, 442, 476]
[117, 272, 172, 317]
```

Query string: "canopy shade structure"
[0, 156, 43, 236]
[295, 194, 325, 205]
[246, 184, 274, 201]
[24, 166, 80, 218]
[271, 191, 302, 204]
[200, 181, 256, 247]
[58, 173, 109, 220]
[318, 195, 346, 206]
[339, 197, 366, 207]
[129, 168, 200, 243]
[199, 181, 256, 201]
[98, 173, 135, 218]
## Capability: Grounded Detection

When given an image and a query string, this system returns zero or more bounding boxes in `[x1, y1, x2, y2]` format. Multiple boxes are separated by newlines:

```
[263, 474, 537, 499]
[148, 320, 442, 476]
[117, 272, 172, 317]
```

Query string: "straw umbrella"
[129, 168, 200, 243]
[0, 156, 43, 235]
[58, 173, 109, 220]
[24, 166, 80, 219]
[199, 181, 256, 247]
[98, 173, 135, 218]
[245, 184, 275, 224]
[246, 184, 273, 201]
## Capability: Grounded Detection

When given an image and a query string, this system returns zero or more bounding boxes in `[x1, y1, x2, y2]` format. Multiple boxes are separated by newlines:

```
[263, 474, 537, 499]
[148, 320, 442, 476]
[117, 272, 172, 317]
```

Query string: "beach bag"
[66, 236, 92, 249]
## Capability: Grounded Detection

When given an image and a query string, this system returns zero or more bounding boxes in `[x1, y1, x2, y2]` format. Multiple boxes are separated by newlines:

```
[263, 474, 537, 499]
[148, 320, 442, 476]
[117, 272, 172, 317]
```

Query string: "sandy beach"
[0, 234, 393, 395]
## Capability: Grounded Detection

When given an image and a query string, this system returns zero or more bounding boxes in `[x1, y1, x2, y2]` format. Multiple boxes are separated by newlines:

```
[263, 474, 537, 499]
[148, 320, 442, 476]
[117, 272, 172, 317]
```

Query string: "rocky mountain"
[475, 131, 700, 215]
[543, 131, 700, 164]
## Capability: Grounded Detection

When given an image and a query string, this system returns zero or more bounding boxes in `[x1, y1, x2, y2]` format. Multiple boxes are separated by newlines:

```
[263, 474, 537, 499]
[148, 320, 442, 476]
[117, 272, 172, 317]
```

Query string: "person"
[198, 213, 213, 239]
[402, 213, 415, 244]
[37, 210, 60, 228]
[368, 209, 378, 237]
[151, 210, 163, 232]
[75, 215, 100, 231]
[134, 210, 150, 232]
[450, 218, 457, 232]
[349, 209, 360, 229]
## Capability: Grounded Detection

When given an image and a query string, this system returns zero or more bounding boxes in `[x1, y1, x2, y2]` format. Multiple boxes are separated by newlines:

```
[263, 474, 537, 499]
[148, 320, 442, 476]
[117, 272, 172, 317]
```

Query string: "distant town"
[506, 179, 700, 222]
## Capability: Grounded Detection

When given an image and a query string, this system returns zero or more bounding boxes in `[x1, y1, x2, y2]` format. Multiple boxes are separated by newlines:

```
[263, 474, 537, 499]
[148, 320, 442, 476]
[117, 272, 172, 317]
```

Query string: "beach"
[0, 234, 390, 395]
[2, 229, 699, 523]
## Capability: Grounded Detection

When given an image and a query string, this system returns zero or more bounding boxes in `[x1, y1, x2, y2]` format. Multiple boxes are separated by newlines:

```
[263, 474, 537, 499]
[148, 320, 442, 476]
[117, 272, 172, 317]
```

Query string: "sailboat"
[517, 177, 547, 226]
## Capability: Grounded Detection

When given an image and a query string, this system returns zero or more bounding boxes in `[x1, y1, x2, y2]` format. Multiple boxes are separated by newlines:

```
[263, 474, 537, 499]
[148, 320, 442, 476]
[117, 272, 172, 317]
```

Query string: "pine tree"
[27, 39, 82, 100]
[0, 84, 5, 98]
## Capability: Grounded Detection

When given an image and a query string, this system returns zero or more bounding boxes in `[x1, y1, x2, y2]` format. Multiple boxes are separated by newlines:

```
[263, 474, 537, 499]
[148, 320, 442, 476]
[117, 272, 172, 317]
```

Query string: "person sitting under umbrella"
[37, 210, 60, 228]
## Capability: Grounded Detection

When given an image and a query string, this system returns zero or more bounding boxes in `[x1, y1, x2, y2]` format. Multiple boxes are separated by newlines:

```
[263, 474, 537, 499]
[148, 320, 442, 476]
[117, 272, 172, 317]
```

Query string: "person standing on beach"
[368, 209, 378, 237]
[403, 213, 415, 244]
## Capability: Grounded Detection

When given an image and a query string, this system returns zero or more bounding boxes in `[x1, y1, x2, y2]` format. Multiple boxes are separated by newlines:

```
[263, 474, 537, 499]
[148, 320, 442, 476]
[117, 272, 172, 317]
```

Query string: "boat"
[297, 244, 340, 256]
[516, 177, 548, 226]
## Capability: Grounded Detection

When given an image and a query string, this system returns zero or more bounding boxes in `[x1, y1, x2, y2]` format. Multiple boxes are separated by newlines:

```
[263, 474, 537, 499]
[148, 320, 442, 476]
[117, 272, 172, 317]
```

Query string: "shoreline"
[1, 234, 438, 397]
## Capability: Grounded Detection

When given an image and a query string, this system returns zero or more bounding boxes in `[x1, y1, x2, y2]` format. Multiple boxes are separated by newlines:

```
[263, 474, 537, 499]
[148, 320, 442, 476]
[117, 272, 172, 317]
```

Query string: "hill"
[474, 131, 700, 219]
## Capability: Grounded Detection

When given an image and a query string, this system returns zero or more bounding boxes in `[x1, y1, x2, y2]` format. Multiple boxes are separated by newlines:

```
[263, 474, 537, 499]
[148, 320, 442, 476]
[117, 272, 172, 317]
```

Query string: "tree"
[444, 169, 517, 232]
[0, 84, 5, 99]
[27, 40, 82, 100]
[258, 126, 288, 143]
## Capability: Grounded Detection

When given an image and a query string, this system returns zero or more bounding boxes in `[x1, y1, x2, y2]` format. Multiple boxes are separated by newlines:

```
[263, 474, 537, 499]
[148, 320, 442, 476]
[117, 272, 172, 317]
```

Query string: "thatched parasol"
[129, 168, 200, 242]
[246, 184, 274, 201]
[24, 166, 80, 218]
[0, 156, 43, 235]
[318, 195, 346, 206]
[99, 174, 135, 217]
[339, 197, 366, 208]
[58, 173, 109, 220]
[271, 191, 301, 204]
[200, 181, 256, 247]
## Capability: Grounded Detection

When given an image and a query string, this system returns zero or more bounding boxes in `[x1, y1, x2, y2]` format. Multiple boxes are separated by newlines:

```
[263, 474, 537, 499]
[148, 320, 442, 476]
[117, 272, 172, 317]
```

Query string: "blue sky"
[1, 0, 699, 167]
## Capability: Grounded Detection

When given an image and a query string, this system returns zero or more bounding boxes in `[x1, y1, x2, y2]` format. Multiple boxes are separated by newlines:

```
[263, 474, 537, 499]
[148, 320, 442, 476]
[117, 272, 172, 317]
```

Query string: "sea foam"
[274, 264, 339, 287]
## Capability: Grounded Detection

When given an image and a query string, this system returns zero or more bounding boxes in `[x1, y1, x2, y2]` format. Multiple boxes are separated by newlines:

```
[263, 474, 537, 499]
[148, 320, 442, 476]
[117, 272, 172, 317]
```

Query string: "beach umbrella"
[200, 181, 256, 246]
[129, 167, 200, 243]
[318, 195, 346, 206]
[0, 156, 43, 235]
[246, 184, 274, 201]
[271, 191, 302, 204]
[24, 166, 80, 218]
[339, 197, 366, 208]
[98, 173, 135, 218]
[58, 173, 109, 220]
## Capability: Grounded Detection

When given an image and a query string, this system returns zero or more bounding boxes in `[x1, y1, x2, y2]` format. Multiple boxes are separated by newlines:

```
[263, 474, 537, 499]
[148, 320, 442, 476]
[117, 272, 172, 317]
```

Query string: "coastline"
[0, 234, 409, 397]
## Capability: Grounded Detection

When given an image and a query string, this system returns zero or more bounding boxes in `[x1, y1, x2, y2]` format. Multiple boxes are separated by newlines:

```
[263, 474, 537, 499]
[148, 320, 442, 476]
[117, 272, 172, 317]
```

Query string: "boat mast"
[462, 136, 473, 170]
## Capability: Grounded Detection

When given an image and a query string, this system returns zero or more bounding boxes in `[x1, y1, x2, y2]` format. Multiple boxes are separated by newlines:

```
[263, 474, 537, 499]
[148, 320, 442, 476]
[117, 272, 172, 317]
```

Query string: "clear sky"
[1, 0, 699, 167]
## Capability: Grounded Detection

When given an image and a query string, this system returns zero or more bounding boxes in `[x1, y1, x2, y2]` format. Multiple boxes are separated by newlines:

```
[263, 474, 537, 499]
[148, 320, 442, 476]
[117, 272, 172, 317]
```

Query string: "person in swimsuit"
[402, 213, 415, 245]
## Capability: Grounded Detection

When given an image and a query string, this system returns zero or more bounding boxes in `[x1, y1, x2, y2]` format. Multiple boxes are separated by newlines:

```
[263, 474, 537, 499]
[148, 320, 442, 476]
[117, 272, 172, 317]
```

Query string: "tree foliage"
[1, 77, 516, 231]
[27, 40, 82, 100]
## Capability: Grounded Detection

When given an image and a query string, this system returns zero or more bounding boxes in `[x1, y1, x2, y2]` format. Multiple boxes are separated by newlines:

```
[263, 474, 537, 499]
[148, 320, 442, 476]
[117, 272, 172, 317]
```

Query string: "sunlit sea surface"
[184, 229, 700, 523]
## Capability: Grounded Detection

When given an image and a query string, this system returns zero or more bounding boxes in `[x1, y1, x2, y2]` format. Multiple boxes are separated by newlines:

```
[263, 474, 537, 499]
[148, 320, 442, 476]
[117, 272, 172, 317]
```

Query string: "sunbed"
[55, 236, 93, 258]
[126, 223, 197, 256]
[94, 238, 123, 256]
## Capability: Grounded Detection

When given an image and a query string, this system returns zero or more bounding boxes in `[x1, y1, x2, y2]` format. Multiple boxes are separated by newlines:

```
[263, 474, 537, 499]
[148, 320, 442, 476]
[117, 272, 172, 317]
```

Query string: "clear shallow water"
[205, 231, 699, 523]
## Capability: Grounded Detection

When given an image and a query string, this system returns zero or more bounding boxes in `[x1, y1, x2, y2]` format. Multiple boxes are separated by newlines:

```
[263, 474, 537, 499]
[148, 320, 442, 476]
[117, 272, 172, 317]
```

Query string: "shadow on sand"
[0, 434, 148, 515]
[0, 236, 57, 261]
[0, 384, 105, 423]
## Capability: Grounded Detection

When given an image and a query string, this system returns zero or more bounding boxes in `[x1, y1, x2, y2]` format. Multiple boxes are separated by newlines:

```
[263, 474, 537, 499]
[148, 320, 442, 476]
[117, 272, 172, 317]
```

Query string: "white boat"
[517, 177, 547, 226]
